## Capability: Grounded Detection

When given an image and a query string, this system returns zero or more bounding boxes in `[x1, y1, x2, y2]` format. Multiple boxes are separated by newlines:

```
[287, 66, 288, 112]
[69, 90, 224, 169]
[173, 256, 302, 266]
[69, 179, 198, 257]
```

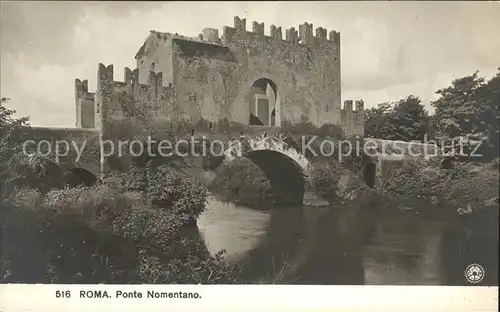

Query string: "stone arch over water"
[248, 78, 280, 127]
[224, 133, 309, 205]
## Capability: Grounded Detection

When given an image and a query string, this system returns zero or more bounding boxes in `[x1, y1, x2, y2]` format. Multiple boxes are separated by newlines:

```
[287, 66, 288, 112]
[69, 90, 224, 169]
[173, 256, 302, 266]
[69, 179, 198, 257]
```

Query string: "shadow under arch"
[249, 78, 280, 127]
[242, 149, 305, 206]
[64, 167, 98, 187]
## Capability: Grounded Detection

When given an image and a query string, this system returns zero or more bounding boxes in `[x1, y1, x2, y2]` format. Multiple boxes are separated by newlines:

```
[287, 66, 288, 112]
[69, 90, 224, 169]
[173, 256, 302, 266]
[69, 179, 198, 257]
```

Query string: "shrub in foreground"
[1, 184, 241, 284]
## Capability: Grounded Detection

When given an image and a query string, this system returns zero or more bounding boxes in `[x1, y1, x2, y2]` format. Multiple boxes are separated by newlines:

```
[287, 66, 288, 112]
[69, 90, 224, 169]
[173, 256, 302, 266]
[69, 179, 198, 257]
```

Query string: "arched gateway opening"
[249, 78, 280, 127]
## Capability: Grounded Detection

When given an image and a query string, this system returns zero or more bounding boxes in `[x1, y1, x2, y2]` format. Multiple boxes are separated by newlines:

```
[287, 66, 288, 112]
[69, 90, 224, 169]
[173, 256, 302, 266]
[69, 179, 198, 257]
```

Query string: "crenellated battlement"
[355, 99, 364, 112]
[329, 30, 340, 45]
[218, 16, 339, 47]
[286, 27, 299, 44]
[75, 79, 94, 100]
[270, 25, 282, 40]
[234, 16, 247, 31]
[124, 67, 139, 86]
[252, 21, 265, 37]
[298, 22, 313, 43]
[97, 63, 173, 93]
[75, 78, 95, 128]
[316, 27, 327, 40]
[138, 17, 340, 56]
[77, 63, 176, 130]
[341, 99, 364, 137]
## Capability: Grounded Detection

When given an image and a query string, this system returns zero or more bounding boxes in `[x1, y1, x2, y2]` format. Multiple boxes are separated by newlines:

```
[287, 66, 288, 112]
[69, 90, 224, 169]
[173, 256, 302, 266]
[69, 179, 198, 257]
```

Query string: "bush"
[103, 163, 208, 224]
[146, 164, 207, 221]
[384, 157, 447, 198]
[309, 159, 344, 200]
[2, 186, 139, 283]
[384, 156, 500, 207]
[2, 183, 241, 284]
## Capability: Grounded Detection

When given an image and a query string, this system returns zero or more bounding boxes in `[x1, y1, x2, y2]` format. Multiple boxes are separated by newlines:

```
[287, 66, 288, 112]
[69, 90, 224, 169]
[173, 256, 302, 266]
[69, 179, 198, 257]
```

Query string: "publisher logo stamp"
[464, 263, 485, 284]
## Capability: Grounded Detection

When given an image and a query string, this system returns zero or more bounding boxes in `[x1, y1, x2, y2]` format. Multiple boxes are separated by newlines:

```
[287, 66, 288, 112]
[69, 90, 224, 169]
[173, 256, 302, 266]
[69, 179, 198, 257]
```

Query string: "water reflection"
[197, 197, 271, 262]
[197, 196, 498, 285]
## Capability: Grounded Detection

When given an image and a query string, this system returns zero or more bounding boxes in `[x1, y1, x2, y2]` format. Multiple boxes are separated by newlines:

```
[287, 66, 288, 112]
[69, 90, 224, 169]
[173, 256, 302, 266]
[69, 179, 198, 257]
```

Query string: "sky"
[1, 1, 500, 127]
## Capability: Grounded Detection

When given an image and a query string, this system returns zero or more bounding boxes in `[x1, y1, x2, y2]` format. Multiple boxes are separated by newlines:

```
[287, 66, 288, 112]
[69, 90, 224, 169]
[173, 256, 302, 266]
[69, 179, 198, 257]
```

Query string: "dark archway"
[243, 150, 305, 205]
[249, 78, 279, 127]
[63, 168, 98, 187]
[363, 162, 377, 188]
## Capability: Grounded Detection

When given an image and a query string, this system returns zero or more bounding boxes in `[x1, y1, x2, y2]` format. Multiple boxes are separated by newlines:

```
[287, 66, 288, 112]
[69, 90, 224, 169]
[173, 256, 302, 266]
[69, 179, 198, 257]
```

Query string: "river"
[197, 195, 498, 285]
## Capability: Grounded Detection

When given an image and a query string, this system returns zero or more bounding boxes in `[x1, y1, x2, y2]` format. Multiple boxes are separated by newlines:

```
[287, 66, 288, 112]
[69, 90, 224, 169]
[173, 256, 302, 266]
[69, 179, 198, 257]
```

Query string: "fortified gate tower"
[75, 16, 364, 137]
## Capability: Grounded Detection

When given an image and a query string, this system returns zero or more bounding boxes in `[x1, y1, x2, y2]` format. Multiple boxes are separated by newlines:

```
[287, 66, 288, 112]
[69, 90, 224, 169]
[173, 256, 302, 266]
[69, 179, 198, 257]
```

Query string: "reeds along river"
[197, 195, 499, 285]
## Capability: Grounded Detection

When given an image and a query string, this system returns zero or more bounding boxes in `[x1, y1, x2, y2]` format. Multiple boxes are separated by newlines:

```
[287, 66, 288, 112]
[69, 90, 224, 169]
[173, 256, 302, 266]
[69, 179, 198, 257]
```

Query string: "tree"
[431, 69, 500, 161]
[388, 95, 429, 142]
[431, 71, 485, 140]
[364, 102, 394, 139]
[0, 97, 30, 163]
[364, 96, 429, 142]
[477, 69, 500, 160]
[1, 98, 31, 197]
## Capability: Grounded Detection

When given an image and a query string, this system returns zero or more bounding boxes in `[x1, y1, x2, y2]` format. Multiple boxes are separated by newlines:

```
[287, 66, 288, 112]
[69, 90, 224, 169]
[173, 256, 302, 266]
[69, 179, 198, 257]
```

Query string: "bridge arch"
[64, 167, 98, 187]
[224, 133, 309, 205]
[59, 160, 100, 187]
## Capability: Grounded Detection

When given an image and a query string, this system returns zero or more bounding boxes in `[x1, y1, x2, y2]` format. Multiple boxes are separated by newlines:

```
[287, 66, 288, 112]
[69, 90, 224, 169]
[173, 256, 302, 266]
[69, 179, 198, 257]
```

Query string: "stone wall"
[17, 127, 101, 176]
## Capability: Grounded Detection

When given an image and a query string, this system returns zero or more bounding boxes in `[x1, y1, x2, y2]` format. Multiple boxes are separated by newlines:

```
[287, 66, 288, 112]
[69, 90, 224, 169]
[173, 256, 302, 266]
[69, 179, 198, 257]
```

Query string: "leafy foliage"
[309, 159, 344, 200]
[364, 95, 429, 141]
[431, 69, 500, 161]
[385, 157, 499, 207]
[365, 69, 499, 162]
[146, 164, 208, 221]
[1, 98, 32, 197]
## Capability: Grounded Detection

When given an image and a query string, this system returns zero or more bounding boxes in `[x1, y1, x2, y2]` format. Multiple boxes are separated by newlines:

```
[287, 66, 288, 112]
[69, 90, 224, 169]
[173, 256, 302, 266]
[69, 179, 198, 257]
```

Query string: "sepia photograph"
[1, 1, 498, 301]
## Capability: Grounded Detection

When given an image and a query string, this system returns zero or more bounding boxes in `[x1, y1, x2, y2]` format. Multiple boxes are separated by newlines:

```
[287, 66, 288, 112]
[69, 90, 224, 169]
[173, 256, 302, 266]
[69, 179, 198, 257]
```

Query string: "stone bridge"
[20, 127, 102, 186]
[222, 133, 440, 204]
[23, 124, 439, 204]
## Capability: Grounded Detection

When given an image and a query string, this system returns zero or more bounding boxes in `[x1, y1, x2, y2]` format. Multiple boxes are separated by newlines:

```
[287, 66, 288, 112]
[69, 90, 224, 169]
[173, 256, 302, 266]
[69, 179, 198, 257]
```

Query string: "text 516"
[56, 290, 71, 298]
